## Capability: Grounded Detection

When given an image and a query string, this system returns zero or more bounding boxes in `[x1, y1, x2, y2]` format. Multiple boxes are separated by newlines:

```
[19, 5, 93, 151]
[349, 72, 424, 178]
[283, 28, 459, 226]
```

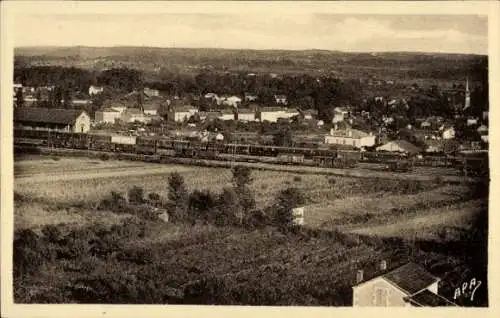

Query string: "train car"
[136, 136, 156, 155]
[312, 156, 357, 168]
[50, 131, 81, 148]
[14, 129, 50, 146]
[277, 153, 305, 165]
[88, 134, 113, 152]
[112, 135, 137, 153]
[385, 160, 413, 172]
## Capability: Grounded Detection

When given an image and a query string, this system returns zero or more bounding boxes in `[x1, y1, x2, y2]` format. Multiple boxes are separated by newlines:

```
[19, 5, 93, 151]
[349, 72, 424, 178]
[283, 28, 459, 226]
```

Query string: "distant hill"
[14, 46, 488, 82]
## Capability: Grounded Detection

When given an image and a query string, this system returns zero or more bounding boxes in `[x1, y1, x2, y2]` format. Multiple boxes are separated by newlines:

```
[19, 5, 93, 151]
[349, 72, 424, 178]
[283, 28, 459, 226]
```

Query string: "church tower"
[464, 77, 471, 111]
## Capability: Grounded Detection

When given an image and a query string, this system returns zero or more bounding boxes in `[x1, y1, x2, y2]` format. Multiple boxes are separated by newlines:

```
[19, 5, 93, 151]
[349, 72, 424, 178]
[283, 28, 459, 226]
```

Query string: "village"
[13, 74, 489, 157]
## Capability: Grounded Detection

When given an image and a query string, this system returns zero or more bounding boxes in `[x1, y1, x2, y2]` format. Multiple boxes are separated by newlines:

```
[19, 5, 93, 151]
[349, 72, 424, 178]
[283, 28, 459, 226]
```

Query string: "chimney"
[356, 270, 364, 284]
[380, 260, 387, 271]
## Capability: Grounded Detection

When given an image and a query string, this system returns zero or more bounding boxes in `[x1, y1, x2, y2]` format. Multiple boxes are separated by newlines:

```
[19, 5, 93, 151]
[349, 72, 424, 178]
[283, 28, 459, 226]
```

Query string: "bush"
[293, 176, 302, 182]
[99, 190, 126, 211]
[100, 153, 110, 161]
[128, 186, 145, 204]
[148, 192, 161, 202]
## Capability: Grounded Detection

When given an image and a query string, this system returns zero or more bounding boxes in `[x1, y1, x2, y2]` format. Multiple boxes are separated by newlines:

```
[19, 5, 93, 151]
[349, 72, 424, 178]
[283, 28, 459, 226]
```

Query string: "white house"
[244, 93, 258, 102]
[236, 109, 256, 121]
[88, 85, 104, 96]
[274, 95, 288, 105]
[302, 109, 318, 120]
[95, 108, 121, 123]
[143, 102, 161, 116]
[441, 126, 456, 140]
[171, 106, 199, 122]
[467, 117, 479, 126]
[332, 107, 349, 124]
[376, 140, 421, 155]
[260, 107, 287, 123]
[121, 108, 152, 123]
[325, 128, 375, 149]
[291, 207, 305, 226]
[352, 262, 456, 307]
[204, 93, 219, 101]
[143, 87, 160, 97]
[218, 109, 235, 121]
[222, 96, 242, 107]
[477, 124, 488, 134]
[382, 116, 394, 124]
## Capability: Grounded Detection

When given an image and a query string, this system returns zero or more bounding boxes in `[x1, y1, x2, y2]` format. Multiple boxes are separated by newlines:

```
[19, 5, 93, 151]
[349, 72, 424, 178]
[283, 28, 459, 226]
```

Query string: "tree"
[63, 88, 72, 109]
[188, 189, 217, 224]
[15, 88, 24, 108]
[215, 187, 241, 226]
[231, 166, 253, 189]
[231, 165, 256, 220]
[272, 187, 306, 229]
[167, 172, 189, 222]
[128, 186, 145, 204]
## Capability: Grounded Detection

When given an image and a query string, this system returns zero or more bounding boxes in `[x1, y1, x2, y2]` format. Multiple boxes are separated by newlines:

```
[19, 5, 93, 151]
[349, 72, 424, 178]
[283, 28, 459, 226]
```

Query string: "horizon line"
[14, 45, 487, 56]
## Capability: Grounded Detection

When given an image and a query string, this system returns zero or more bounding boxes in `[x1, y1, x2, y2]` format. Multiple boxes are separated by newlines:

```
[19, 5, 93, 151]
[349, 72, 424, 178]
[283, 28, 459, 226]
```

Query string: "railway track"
[14, 145, 485, 184]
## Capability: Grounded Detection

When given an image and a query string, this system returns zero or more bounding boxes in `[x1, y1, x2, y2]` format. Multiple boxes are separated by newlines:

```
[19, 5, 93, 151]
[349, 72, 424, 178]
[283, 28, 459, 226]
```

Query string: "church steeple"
[464, 77, 471, 111]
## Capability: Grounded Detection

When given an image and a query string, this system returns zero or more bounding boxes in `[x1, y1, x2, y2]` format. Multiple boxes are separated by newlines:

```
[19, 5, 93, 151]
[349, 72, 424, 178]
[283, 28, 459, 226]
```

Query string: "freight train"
[13, 128, 488, 176]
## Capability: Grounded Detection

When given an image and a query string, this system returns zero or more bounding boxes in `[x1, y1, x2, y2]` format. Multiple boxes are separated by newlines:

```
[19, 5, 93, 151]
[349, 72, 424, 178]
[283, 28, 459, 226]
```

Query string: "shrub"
[148, 192, 161, 202]
[293, 176, 302, 182]
[100, 153, 110, 161]
[99, 190, 126, 211]
[128, 186, 145, 204]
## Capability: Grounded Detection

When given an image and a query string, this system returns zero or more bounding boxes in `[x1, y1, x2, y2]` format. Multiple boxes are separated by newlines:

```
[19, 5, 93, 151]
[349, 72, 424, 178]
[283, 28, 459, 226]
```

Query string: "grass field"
[12, 156, 489, 305]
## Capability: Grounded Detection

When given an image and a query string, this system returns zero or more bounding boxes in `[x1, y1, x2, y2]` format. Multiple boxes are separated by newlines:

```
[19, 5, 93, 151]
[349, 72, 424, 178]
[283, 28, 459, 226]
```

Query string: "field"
[13, 155, 489, 306]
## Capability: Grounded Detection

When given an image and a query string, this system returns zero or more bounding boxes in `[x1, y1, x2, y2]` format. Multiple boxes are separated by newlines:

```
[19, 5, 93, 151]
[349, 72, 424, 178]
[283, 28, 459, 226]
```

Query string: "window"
[374, 287, 388, 306]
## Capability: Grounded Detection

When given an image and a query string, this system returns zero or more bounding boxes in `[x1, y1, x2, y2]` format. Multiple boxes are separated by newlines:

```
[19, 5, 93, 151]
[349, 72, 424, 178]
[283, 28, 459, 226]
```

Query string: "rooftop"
[382, 262, 439, 295]
[404, 290, 457, 307]
[329, 128, 369, 139]
[379, 140, 421, 154]
[261, 107, 287, 112]
[14, 108, 87, 125]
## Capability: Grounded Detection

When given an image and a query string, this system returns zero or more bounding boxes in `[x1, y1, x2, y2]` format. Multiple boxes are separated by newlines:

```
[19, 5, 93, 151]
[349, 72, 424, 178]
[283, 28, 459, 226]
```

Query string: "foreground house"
[352, 262, 457, 307]
[14, 108, 91, 133]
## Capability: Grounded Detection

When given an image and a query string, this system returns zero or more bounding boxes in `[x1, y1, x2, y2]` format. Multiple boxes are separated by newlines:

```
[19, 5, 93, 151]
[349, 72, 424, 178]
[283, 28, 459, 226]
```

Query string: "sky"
[13, 13, 488, 54]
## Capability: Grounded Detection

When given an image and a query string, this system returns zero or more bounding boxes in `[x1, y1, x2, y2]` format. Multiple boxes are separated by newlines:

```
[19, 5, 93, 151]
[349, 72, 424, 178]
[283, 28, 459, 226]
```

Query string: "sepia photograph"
[1, 1, 498, 316]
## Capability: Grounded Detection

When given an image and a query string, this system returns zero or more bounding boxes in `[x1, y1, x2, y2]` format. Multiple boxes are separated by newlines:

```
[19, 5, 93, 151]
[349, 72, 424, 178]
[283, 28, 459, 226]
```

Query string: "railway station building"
[14, 108, 91, 133]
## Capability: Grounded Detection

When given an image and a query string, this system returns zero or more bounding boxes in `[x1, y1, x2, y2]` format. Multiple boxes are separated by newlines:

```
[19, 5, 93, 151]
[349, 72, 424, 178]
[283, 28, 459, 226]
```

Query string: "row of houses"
[203, 93, 288, 107]
[95, 103, 307, 124]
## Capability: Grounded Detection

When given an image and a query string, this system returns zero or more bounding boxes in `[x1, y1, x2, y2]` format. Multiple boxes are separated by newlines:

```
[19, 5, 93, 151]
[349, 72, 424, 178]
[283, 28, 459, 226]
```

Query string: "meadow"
[12, 156, 489, 306]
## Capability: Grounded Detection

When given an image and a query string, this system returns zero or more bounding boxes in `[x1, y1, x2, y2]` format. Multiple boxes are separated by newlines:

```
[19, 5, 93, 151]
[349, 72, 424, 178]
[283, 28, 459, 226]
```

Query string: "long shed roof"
[14, 108, 86, 125]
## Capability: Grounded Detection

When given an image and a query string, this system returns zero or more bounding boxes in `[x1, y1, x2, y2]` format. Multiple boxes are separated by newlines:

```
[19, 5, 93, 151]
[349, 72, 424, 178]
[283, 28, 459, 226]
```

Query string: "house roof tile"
[404, 289, 457, 306]
[382, 262, 439, 295]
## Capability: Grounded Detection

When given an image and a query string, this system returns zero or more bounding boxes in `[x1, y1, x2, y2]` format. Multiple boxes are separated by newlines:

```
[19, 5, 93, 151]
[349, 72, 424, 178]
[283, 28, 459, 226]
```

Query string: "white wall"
[74, 112, 91, 133]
